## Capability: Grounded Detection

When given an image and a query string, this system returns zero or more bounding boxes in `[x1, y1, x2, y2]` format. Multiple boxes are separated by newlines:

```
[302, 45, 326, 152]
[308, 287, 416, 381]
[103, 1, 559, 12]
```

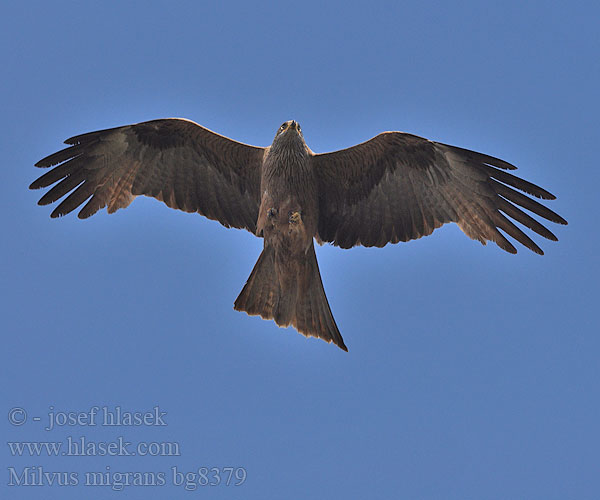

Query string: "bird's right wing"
[31, 119, 266, 233]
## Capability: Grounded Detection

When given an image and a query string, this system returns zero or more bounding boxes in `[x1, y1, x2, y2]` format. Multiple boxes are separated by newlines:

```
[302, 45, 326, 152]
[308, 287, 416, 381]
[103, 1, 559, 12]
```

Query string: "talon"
[288, 211, 302, 224]
[267, 208, 278, 219]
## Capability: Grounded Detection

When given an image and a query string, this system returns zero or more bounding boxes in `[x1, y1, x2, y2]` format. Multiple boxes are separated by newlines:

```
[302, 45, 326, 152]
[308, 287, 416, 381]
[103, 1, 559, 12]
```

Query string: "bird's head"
[271, 120, 306, 153]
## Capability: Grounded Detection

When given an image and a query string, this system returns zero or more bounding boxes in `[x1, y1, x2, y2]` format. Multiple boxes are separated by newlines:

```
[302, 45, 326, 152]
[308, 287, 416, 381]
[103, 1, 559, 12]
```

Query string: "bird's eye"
[280, 123, 287, 131]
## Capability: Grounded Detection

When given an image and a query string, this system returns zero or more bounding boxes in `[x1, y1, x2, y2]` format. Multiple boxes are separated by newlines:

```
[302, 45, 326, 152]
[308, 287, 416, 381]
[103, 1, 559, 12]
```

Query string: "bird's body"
[31, 118, 567, 351]
[257, 121, 317, 254]
[237, 121, 345, 348]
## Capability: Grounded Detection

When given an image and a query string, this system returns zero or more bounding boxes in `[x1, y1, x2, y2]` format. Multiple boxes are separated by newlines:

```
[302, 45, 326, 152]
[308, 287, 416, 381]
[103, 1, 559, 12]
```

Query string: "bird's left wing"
[31, 119, 265, 233]
[312, 132, 566, 254]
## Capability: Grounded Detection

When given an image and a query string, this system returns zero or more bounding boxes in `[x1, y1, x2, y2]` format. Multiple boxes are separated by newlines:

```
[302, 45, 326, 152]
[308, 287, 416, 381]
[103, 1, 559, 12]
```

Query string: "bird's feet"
[288, 211, 302, 225]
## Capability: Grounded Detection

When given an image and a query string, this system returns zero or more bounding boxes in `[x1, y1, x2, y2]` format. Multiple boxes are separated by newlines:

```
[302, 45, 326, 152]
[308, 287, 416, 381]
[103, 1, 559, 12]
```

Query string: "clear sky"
[2, 1, 598, 499]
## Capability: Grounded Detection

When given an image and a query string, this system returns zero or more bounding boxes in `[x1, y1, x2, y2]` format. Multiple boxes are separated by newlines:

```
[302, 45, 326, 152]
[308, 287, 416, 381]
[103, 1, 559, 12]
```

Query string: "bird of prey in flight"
[31, 118, 567, 351]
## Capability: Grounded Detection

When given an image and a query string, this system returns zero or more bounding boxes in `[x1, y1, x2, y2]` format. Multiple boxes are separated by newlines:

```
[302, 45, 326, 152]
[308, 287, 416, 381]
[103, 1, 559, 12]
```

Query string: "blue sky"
[1, 1, 598, 498]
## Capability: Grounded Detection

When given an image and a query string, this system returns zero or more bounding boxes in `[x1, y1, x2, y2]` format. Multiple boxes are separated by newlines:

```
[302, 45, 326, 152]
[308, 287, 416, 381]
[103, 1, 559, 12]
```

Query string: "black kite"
[31, 119, 567, 350]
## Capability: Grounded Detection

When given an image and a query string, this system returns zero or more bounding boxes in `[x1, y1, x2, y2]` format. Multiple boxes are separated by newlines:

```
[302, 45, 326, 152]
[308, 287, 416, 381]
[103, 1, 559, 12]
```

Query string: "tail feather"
[234, 243, 347, 351]
[293, 248, 346, 350]
[234, 245, 277, 319]
[273, 284, 297, 327]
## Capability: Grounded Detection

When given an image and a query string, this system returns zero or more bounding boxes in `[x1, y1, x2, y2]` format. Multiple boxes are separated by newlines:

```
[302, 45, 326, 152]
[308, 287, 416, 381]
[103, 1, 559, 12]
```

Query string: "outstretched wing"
[312, 132, 567, 254]
[31, 118, 265, 233]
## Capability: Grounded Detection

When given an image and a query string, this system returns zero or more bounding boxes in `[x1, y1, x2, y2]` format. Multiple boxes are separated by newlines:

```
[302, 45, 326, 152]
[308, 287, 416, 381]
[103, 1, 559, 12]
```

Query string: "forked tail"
[234, 243, 347, 351]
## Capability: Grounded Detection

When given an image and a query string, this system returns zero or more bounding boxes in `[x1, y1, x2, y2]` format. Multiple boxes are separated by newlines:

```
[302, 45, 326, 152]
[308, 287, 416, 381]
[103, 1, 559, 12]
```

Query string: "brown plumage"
[31, 118, 567, 351]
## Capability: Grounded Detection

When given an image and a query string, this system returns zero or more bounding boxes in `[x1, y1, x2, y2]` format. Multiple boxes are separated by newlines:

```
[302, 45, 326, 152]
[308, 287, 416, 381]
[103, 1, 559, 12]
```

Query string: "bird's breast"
[257, 155, 318, 255]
